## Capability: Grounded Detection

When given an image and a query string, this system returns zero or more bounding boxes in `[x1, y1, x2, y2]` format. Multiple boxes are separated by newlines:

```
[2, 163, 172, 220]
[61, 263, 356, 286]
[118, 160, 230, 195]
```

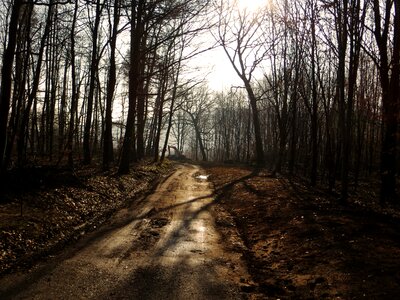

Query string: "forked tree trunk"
[119, 0, 144, 174]
[17, 1, 54, 166]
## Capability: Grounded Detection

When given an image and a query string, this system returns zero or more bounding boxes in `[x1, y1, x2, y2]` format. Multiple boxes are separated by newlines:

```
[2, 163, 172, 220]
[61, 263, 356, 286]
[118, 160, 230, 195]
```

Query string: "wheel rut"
[0, 164, 249, 300]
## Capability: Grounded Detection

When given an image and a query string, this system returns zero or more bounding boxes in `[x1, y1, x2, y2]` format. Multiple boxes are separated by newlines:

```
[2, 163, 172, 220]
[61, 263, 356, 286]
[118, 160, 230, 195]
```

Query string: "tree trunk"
[17, 1, 53, 166]
[59, 57, 68, 154]
[372, 0, 400, 203]
[310, 5, 319, 186]
[0, 0, 22, 173]
[103, 0, 120, 170]
[192, 117, 207, 161]
[119, 0, 144, 173]
[66, 0, 79, 168]
[244, 81, 264, 166]
[4, 5, 32, 169]
[83, 0, 103, 165]
[161, 60, 182, 162]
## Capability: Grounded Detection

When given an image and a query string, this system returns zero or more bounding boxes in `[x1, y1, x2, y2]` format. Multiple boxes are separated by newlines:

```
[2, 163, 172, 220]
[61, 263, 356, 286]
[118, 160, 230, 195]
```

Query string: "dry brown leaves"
[205, 164, 400, 299]
[0, 161, 174, 275]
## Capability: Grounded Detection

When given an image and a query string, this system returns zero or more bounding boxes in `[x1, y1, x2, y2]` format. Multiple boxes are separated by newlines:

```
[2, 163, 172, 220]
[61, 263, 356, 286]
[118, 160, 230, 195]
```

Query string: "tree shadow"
[0, 167, 258, 299]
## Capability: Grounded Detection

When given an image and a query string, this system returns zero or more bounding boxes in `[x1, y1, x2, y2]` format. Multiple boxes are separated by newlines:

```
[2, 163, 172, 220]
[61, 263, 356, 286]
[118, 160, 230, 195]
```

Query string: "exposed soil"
[2, 162, 400, 299]
[0, 161, 174, 275]
[205, 164, 400, 299]
[0, 164, 250, 299]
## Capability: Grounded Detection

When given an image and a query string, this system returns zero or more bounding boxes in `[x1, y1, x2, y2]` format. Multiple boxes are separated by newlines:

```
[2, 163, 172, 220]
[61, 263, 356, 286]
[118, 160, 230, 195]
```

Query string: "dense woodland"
[0, 0, 399, 204]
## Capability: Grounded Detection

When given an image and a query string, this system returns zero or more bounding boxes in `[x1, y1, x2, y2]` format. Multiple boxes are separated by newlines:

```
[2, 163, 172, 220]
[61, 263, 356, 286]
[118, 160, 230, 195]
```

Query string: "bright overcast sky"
[198, 46, 243, 91]
[187, 0, 269, 91]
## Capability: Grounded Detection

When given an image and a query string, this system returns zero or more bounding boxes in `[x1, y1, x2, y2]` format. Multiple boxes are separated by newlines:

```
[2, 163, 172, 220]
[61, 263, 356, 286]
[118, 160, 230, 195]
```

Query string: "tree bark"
[244, 80, 264, 166]
[103, 0, 120, 170]
[119, 0, 144, 174]
[17, 1, 54, 166]
[83, 0, 103, 165]
[66, 0, 79, 168]
[0, 0, 22, 173]
[372, 0, 400, 203]
[188, 112, 207, 161]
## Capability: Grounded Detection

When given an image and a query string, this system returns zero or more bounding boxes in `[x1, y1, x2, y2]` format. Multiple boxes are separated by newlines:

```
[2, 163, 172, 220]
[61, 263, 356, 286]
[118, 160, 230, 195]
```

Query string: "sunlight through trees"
[0, 0, 399, 203]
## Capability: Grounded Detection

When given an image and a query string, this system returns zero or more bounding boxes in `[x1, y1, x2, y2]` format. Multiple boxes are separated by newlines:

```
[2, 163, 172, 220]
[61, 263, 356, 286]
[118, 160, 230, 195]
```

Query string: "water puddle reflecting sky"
[196, 175, 209, 180]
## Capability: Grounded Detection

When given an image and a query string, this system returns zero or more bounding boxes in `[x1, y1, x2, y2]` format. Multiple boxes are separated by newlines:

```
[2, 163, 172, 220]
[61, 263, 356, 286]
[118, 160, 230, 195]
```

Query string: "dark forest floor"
[205, 164, 400, 299]
[0, 161, 174, 275]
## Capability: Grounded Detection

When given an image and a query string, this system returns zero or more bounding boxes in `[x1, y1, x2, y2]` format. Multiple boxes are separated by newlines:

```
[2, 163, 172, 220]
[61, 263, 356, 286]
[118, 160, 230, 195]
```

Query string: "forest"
[0, 0, 399, 202]
[1, 0, 400, 298]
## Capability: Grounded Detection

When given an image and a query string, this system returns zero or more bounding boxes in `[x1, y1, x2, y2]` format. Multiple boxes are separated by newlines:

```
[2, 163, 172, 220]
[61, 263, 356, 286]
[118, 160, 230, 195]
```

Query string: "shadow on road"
[0, 164, 253, 300]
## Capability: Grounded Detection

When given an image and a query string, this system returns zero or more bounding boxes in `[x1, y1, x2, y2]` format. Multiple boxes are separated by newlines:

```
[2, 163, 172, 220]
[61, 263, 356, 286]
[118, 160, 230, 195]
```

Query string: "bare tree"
[119, 0, 145, 174]
[66, 0, 80, 168]
[103, 0, 120, 170]
[182, 86, 213, 161]
[0, 0, 22, 173]
[215, 0, 269, 166]
[371, 0, 400, 203]
[83, 0, 105, 164]
[16, 0, 55, 166]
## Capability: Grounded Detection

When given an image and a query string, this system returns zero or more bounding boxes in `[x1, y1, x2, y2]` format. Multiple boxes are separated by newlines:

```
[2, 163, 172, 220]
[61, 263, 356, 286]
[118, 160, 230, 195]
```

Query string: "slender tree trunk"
[190, 115, 207, 162]
[153, 69, 168, 163]
[161, 58, 182, 162]
[4, 5, 32, 169]
[59, 58, 68, 154]
[66, 0, 79, 168]
[83, 0, 103, 165]
[0, 0, 22, 173]
[136, 37, 147, 161]
[17, 1, 53, 166]
[103, 0, 120, 170]
[310, 5, 319, 186]
[47, 19, 59, 160]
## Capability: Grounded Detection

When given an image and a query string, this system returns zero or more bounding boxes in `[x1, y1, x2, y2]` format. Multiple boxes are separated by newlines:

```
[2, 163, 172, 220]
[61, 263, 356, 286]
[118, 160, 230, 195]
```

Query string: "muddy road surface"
[0, 164, 249, 300]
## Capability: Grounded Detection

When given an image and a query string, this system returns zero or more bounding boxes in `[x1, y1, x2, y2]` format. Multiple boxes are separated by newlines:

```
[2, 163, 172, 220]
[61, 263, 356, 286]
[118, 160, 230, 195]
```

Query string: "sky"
[188, 0, 269, 91]
[113, 0, 269, 93]
[196, 46, 243, 91]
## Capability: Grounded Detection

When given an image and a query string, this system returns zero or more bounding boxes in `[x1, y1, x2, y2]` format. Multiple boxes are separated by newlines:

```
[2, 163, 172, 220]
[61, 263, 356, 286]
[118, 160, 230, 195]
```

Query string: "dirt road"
[0, 164, 248, 299]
